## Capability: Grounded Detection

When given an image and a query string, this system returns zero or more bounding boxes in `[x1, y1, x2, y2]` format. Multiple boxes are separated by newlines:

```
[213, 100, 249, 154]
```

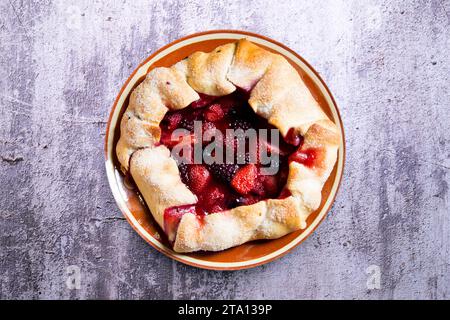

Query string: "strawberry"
[200, 185, 226, 213]
[187, 165, 211, 193]
[204, 103, 225, 122]
[231, 164, 257, 195]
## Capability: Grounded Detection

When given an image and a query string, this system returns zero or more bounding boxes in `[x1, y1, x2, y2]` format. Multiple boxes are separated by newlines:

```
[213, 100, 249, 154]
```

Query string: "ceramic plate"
[105, 30, 345, 270]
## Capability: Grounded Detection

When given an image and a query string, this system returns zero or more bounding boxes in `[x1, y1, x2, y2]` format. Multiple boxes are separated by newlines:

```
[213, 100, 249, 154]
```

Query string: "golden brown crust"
[129, 147, 197, 228]
[116, 38, 341, 253]
[249, 56, 329, 136]
[116, 62, 199, 171]
[173, 197, 305, 252]
[227, 39, 276, 90]
[186, 43, 237, 96]
[285, 119, 340, 213]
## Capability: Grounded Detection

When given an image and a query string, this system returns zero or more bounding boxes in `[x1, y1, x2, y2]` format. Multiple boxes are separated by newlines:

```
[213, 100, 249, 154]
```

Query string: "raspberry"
[231, 164, 257, 195]
[202, 121, 217, 145]
[207, 163, 239, 183]
[187, 165, 211, 193]
[166, 113, 182, 130]
[204, 104, 224, 122]
[202, 121, 216, 133]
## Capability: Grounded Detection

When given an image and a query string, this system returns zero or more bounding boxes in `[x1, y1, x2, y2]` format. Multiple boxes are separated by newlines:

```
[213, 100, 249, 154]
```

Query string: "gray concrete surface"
[1, 0, 449, 300]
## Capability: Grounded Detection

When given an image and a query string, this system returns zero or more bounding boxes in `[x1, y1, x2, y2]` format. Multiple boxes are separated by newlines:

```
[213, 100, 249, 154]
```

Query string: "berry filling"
[159, 90, 314, 234]
[289, 148, 321, 168]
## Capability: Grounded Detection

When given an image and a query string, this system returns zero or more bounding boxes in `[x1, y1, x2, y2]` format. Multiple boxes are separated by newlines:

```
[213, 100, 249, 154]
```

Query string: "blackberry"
[207, 163, 239, 183]
[177, 163, 189, 184]
[227, 108, 238, 117]
[229, 118, 252, 131]
[227, 107, 245, 118]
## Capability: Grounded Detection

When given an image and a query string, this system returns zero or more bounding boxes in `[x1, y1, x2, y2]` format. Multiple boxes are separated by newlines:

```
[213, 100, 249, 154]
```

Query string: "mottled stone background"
[0, 0, 449, 300]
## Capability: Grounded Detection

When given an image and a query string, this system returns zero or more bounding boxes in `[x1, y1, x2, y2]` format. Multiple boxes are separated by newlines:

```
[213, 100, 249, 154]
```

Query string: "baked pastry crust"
[116, 38, 341, 253]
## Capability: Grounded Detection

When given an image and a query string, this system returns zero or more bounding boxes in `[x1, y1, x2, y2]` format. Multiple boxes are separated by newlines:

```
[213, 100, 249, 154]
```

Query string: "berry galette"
[116, 39, 340, 252]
